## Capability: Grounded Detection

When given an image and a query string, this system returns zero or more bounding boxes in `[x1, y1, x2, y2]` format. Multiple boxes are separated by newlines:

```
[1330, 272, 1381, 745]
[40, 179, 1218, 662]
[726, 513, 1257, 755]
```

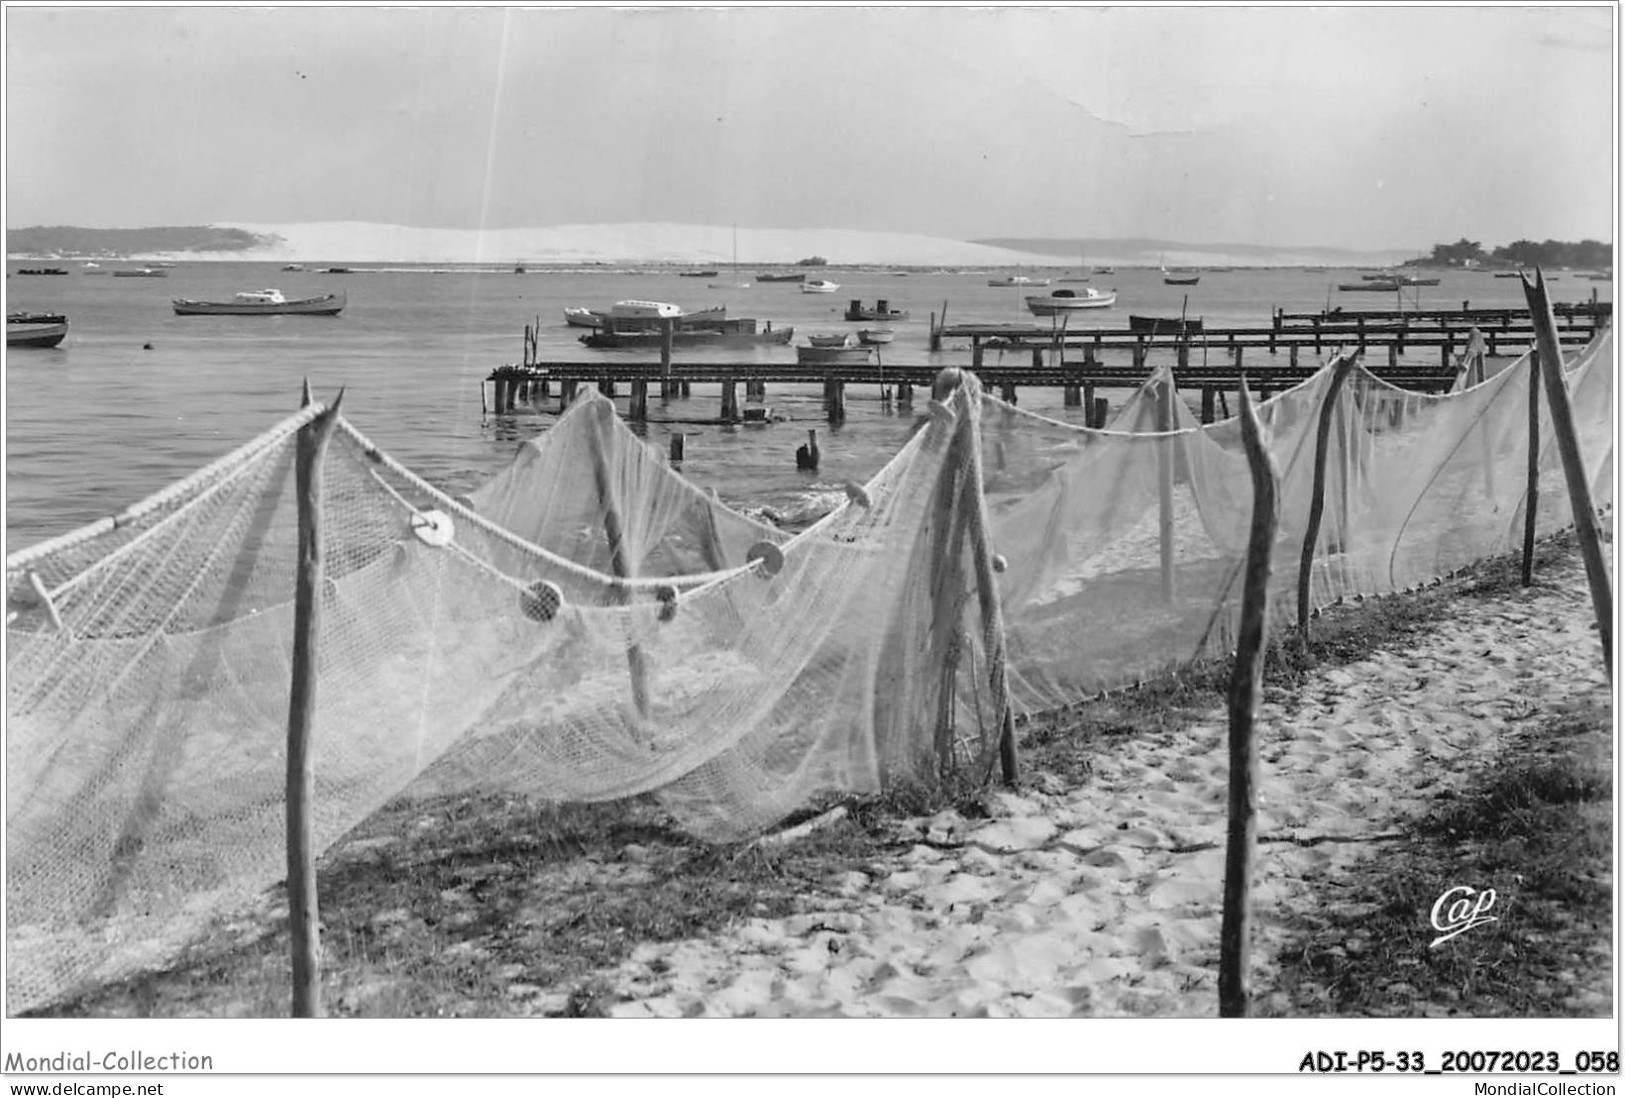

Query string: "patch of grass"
[1263, 693, 1612, 1018]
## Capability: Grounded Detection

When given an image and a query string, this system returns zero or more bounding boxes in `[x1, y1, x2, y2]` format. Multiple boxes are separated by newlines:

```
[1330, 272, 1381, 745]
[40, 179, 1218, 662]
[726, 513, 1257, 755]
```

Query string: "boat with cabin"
[172, 288, 347, 316]
[843, 299, 909, 322]
[580, 316, 792, 349]
[1025, 287, 1117, 315]
[563, 302, 727, 330]
[7, 312, 69, 347]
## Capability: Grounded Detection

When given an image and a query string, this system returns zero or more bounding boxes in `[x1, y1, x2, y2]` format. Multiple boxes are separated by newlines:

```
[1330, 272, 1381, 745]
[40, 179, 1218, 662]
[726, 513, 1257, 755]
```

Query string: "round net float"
[992, 553, 1008, 573]
[746, 541, 784, 577]
[519, 579, 563, 622]
[843, 481, 872, 509]
[410, 509, 455, 547]
[656, 584, 679, 622]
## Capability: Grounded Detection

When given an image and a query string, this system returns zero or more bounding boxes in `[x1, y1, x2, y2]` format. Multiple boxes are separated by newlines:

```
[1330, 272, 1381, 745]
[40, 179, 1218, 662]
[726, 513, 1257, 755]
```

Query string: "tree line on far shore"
[1416, 237, 1611, 271]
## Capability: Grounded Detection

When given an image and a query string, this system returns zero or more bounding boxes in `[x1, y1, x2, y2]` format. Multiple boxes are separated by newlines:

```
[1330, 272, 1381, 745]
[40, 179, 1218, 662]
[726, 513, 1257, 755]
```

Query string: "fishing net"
[4, 328, 1612, 1013]
[984, 329, 1613, 710]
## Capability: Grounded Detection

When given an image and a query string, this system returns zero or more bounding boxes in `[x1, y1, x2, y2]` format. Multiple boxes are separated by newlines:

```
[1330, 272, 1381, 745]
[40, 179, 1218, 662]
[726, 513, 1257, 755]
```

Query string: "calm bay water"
[5, 259, 1608, 551]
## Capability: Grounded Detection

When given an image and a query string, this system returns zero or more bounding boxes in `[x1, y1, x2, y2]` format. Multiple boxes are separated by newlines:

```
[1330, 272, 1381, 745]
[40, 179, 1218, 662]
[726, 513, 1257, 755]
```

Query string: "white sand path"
[596, 552, 1609, 1018]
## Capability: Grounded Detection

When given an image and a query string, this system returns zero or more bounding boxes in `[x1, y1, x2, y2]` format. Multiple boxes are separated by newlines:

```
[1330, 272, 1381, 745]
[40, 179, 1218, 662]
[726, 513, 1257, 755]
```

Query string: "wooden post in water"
[287, 381, 343, 1019]
[629, 380, 648, 422]
[1219, 381, 1278, 1019]
[720, 376, 740, 422]
[1523, 270, 1612, 672]
[1296, 353, 1359, 652]
[1522, 348, 1541, 587]
[659, 319, 675, 400]
[669, 433, 685, 463]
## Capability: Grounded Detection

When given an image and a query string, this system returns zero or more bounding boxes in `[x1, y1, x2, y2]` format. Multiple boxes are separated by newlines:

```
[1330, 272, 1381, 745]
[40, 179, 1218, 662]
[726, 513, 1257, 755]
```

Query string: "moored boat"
[857, 328, 894, 345]
[114, 267, 168, 278]
[988, 274, 1049, 287]
[172, 289, 346, 316]
[1128, 314, 1204, 335]
[796, 343, 874, 366]
[7, 312, 68, 347]
[17, 267, 68, 276]
[1161, 270, 1200, 285]
[807, 333, 852, 348]
[1026, 287, 1117, 315]
[843, 298, 909, 322]
[678, 270, 719, 278]
[1337, 281, 1399, 292]
[580, 318, 792, 349]
[756, 272, 806, 283]
[801, 279, 840, 293]
[564, 302, 727, 330]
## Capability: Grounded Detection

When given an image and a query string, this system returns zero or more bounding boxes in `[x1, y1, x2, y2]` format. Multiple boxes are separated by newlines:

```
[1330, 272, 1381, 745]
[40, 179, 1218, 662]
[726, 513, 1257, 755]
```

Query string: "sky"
[3, 4, 1616, 252]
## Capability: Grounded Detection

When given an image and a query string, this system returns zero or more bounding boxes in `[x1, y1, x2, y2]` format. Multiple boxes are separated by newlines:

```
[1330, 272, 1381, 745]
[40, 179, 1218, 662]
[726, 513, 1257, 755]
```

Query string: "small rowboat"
[857, 328, 895, 345]
[173, 289, 346, 316]
[807, 333, 852, 348]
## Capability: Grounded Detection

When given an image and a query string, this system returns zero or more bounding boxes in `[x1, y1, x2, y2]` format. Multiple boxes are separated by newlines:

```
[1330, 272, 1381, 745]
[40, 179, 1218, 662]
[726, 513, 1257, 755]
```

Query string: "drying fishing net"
[5, 383, 1003, 1013]
[984, 328, 1613, 711]
[5, 326, 1612, 1014]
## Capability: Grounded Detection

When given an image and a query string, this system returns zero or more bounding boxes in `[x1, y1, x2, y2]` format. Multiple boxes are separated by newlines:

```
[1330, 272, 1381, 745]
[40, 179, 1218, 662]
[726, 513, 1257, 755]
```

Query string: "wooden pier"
[488, 305, 1610, 427]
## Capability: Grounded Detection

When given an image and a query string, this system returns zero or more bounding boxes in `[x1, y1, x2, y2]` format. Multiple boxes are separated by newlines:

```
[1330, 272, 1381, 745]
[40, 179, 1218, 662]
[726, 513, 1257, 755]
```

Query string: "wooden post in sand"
[1522, 271, 1613, 673]
[954, 377, 1019, 784]
[1296, 353, 1359, 650]
[288, 380, 343, 1019]
[1156, 373, 1177, 603]
[1220, 381, 1278, 1019]
[1522, 348, 1541, 587]
[588, 402, 651, 718]
[927, 369, 972, 777]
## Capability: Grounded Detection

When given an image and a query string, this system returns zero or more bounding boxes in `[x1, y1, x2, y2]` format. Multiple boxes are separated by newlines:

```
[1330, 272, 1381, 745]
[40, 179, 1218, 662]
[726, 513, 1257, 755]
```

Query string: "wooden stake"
[1522, 347, 1541, 587]
[588, 402, 650, 717]
[1296, 353, 1359, 650]
[954, 381, 1019, 784]
[1156, 373, 1176, 603]
[288, 379, 343, 1019]
[1522, 270, 1613, 673]
[1219, 381, 1278, 1019]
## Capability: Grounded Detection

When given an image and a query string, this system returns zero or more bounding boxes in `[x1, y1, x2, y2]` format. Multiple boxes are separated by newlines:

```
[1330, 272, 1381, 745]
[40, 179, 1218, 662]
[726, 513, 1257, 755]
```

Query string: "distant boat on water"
[988, 274, 1049, 287]
[679, 270, 719, 278]
[563, 301, 726, 330]
[172, 288, 346, 316]
[843, 299, 909, 322]
[1026, 287, 1117, 315]
[17, 267, 68, 276]
[801, 279, 840, 293]
[756, 272, 806, 283]
[1162, 269, 1200, 285]
[114, 267, 168, 278]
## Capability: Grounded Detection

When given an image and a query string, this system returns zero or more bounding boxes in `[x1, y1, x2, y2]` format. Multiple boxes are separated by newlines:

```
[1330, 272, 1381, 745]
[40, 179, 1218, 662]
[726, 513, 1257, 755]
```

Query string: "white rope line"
[6, 403, 326, 572]
[333, 419, 757, 592]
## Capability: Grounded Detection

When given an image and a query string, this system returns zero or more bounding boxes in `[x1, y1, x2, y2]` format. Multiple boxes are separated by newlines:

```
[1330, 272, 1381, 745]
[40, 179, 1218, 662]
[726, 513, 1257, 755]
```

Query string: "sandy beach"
[596, 550, 1610, 1018]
